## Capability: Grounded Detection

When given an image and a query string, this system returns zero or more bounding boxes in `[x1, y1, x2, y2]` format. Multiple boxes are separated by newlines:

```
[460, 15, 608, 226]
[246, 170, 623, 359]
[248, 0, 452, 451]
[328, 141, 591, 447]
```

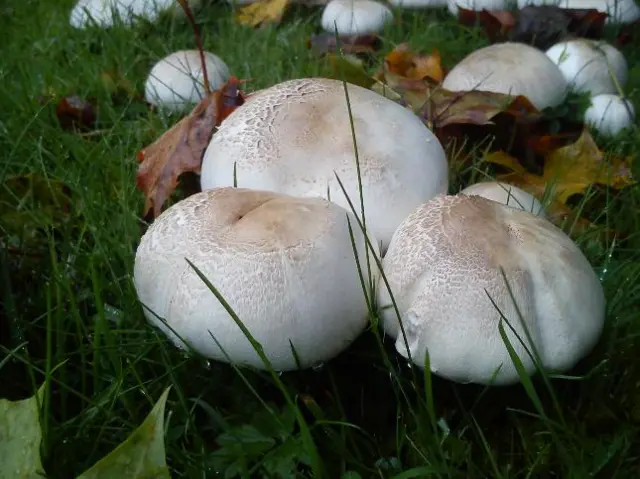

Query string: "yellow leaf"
[236, 0, 289, 27]
[542, 128, 636, 204]
[485, 151, 527, 175]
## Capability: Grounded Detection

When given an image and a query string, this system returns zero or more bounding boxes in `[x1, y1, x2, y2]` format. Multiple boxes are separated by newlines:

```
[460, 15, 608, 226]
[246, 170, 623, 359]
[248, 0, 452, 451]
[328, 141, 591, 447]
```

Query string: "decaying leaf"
[374, 43, 444, 87]
[56, 95, 97, 131]
[77, 386, 172, 479]
[308, 33, 381, 56]
[136, 77, 246, 217]
[458, 7, 516, 43]
[325, 54, 376, 89]
[236, 0, 289, 27]
[0, 384, 45, 479]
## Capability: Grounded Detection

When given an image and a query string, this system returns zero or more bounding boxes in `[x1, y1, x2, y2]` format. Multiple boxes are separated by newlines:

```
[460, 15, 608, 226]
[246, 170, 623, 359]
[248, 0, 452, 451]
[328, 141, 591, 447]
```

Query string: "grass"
[2, 0, 640, 477]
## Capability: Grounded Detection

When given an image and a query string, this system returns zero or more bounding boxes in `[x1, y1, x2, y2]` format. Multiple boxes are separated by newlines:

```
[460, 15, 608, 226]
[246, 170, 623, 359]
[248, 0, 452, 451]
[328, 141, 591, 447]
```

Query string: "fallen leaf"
[56, 95, 97, 131]
[325, 54, 375, 89]
[0, 384, 45, 479]
[136, 77, 246, 217]
[616, 19, 640, 46]
[77, 386, 172, 479]
[458, 8, 516, 42]
[236, 0, 289, 27]
[308, 33, 381, 56]
[375, 43, 444, 86]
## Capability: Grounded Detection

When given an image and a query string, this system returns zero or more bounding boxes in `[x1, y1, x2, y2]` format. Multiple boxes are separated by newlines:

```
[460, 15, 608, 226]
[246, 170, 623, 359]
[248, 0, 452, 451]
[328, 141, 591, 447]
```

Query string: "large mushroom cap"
[442, 42, 568, 110]
[70, 0, 201, 28]
[585, 93, 636, 137]
[134, 187, 379, 371]
[447, 0, 507, 16]
[200, 78, 449, 252]
[144, 50, 231, 112]
[545, 39, 628, 97]
[461, 181, 547, 216]
[321, 0, 393, 36]
[378, 194, 605, 385]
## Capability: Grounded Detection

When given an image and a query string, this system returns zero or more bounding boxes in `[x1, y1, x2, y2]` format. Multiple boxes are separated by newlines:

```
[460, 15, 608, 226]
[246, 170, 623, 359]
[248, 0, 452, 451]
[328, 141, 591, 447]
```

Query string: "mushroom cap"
[461, 181, 547, 217]
[134, 187, 380, 371]
[199, 77, 449, 252]
[387, 0, 447, 9]
[144, 50, 231, 112]
[377, 194, 605, 385]
[442, 42, 568, 110]
[545, 39, 628, 97]
[70, 0, 200, 28]
[584, 93, 636, 137]
[321, 0, 393, 36]
[447, 0, 507, 16]
[517, 0, 640, 24]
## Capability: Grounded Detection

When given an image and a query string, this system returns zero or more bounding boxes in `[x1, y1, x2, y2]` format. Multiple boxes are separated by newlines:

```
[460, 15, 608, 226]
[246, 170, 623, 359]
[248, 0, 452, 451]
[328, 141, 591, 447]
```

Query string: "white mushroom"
[545, 39, 628, 97]
[378, 194, 605, 386]
[447, 0, 507, 16]
[442, 42, 568, 110]
[461, 181, 547, 216]
[199, 78, 449, 252]
[144, 50, 231, 112]
[584, 93, 636, 136]
[70, 0, 201, 29]
[134, 187, 380, 371]
[321, 0, 393, 36]
[387, 0, 447, 9]
[517, 0, 640, 24]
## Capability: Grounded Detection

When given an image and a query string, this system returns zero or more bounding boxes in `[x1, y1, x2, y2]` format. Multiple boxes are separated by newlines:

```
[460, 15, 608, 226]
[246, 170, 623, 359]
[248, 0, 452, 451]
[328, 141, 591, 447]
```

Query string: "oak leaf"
[236, 0, 289, 27]
[136, 77, 245, 218]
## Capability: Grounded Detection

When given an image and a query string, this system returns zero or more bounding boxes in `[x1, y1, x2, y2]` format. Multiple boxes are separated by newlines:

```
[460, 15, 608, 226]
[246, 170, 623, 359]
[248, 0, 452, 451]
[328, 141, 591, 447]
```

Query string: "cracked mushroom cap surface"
[200, 77, 449, 252]
[144, 50, 230, 112]
[442, 42, 568, 110]
[134, 187, 380, 371]
[377, 194, 605, 385]
[321, 0, 393, 36]
[461, 181, 547, 217]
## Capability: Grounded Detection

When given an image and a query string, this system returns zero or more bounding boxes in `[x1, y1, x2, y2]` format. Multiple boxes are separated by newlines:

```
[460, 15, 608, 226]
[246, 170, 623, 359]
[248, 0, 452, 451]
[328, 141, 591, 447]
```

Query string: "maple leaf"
[136, 77, 245, 218]
[236, 0, 289, 27]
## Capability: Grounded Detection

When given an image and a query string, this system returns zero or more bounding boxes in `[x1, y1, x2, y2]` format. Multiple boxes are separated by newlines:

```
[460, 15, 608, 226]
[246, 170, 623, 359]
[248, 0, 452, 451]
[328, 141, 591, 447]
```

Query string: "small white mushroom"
[134, 187, 380, 371]
[144, 50, 231, 112]
[461, 181, 547, 216]
[442, 42, 568, 110]
[584, 93, 636, 136]
[517, 0, 640, 24]
[378, 194, 605, 386]
[545, 39, 628, 97]
[447, 0, 507, 16]
[70, 0, 201, 29]
[200, 78, 449, 252]
[321, 0, 393, 36]
[387, 0, 447, 8]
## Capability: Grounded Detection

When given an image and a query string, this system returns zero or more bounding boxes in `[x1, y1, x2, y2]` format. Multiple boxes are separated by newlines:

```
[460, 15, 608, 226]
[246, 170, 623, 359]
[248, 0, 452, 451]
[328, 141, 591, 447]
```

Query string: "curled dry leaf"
[136, 77, 246, 218]
[236, 0, 289, 27]
[56, 95, 97, 131]
[374, 43, 444, 87]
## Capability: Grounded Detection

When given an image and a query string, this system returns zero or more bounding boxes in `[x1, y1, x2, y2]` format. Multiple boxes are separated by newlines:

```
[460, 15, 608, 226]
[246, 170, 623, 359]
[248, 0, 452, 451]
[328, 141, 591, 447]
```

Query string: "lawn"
[2, 0, 640, 477]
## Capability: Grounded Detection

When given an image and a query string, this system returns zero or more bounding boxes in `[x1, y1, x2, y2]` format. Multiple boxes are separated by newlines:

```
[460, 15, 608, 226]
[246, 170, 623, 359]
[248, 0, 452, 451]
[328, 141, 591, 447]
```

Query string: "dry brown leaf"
[374, 43, 444, 86]
[236, 0, 289, 27]
[136, 77, 246, 217]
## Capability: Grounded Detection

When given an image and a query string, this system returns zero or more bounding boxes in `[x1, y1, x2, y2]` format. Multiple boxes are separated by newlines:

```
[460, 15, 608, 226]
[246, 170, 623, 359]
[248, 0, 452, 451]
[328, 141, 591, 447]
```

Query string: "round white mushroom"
[545, 39, 628, 97]
[134, 187, 380, 371]
[144, 50, 231, 112]
[584, 93, 636, 137]
[70, 0, 201, 29]
[321, 0, 393, 36]
[442, 42, 568, 110]
[378, 194, 605, 386]
[387, 0, 447, 8]
[447, 0, 507, 16]
[461, 181, 547, 216]
[517, 0, 640, 24]
[199, 78, 449, 252]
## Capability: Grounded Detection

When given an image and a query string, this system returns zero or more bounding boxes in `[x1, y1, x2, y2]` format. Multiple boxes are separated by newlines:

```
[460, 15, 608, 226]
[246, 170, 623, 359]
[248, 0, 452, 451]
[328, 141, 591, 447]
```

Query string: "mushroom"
[517, 0, 640, 24]
[447, 0, 507, 16]
[144, 50, 231, 112]
[134, 187, 380, 371]
[199, 78, 449, 252]
[545, 39, 628, 97]
[378, 194, 605, 385]
[584, 93, 636, 137]
[461, 181, 547, 216]
[387, 0, 447, 8]
[70, 0, 201, 29]
[442, 42, 568, 110]
[321, 0, 393, 36]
